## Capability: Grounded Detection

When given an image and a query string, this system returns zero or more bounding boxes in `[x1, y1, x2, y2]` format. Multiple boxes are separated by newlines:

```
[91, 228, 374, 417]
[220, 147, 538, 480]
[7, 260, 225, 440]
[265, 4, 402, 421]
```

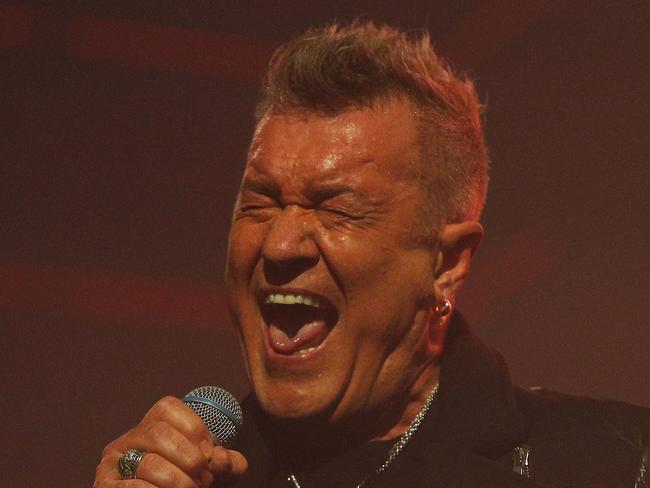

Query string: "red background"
[1, 1, 648, 486]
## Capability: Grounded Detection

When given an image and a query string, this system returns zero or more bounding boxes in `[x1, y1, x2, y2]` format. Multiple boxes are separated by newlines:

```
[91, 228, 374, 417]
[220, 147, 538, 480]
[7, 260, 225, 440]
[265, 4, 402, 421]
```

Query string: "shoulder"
[515, 387, 650, 445]
[514, 387, 649, 487]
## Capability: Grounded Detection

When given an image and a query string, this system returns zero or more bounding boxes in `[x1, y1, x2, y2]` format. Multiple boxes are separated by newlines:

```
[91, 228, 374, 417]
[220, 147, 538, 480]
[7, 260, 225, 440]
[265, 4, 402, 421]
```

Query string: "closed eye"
[235, 191, 281, 221]
[320, 206, 363, 221]
[240, 203, 274, 212]
[325, 208, 350, 217]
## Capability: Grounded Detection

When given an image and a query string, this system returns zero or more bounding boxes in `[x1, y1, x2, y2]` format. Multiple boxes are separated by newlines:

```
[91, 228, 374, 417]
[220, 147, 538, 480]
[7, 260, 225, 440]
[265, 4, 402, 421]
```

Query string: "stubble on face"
[225, 98, 443, 438]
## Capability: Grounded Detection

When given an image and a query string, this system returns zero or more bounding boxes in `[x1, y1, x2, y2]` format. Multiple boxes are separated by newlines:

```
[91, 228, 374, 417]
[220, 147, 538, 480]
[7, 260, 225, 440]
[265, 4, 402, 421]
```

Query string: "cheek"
[226, 222, 266, 283]
[332, 245, 434, 344]
[321, 231, 394, 285]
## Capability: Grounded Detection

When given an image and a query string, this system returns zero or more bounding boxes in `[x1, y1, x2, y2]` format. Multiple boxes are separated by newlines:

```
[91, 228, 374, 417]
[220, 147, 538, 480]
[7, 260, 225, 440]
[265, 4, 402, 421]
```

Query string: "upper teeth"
[265, 293, 321, 308]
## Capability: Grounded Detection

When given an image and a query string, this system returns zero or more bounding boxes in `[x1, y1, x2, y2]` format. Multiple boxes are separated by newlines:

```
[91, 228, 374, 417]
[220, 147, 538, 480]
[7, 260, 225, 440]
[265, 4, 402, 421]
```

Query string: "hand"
[94, 396, 248, 487]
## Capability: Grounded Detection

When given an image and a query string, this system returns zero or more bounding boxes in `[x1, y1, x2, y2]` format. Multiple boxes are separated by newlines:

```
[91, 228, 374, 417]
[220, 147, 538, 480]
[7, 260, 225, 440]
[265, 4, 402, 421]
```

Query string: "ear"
[433, 221, 483, 301]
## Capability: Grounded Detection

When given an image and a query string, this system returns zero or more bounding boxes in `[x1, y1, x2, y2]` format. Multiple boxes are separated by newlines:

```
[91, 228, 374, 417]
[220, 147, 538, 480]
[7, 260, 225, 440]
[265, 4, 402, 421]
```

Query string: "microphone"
[182, 386, 243, 445]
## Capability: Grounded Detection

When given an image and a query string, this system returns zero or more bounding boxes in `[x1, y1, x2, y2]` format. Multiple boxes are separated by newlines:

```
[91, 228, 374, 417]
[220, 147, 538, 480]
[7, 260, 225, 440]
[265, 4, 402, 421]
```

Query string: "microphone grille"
[182, 386, 243, 445]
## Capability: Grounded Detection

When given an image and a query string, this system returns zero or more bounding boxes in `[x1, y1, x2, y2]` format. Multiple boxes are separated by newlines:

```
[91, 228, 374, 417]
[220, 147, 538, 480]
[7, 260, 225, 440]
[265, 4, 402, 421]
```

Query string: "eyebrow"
[240, 178, 280, 197]
[306, 183, 363, 201]
[240, 177, 372, 208]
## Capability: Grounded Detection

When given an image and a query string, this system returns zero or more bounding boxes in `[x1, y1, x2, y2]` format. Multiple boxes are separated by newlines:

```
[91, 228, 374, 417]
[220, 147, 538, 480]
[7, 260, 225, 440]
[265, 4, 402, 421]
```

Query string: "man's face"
[225, 98, 441, 425]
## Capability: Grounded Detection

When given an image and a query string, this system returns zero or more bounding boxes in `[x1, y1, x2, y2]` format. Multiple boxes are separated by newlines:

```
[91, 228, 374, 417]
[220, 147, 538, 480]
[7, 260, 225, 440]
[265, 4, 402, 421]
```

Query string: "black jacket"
[230, 314, 649, 487]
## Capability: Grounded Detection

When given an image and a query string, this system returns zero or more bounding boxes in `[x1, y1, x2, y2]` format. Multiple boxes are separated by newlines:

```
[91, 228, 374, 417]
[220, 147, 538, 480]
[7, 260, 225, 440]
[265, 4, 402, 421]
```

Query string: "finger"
[95, 450, 211, 488]
[135, 452, 204, 488]
[93, 479, 157, 488]
[143, 396, 212, 447]
[210, 447, 248, 481]
[111, 422, 211, 479]
[94, 454, 157, 487]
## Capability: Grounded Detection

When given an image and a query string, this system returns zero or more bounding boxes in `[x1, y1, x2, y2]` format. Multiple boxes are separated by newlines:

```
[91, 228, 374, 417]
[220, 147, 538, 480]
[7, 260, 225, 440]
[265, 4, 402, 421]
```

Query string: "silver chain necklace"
[287, 384, 439, 488]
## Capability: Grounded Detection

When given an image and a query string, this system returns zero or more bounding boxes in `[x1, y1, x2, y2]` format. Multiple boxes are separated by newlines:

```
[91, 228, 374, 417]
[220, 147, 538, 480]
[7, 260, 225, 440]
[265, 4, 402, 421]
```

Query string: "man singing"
[94, 22, 649, 488]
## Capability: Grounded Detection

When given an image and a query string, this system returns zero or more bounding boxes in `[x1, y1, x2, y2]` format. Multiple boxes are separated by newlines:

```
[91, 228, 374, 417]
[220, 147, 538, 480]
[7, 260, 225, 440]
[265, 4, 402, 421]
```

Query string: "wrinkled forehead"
[246, 100, 421, 183]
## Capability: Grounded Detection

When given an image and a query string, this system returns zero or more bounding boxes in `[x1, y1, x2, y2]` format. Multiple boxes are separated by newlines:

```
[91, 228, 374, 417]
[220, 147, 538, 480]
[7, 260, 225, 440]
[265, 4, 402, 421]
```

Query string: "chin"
[254, 377, 336, 420]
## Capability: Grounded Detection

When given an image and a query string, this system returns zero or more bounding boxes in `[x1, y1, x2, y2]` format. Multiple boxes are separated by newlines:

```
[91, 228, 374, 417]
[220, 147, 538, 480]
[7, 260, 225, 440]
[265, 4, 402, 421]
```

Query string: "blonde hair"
[256, 22, 489, 237]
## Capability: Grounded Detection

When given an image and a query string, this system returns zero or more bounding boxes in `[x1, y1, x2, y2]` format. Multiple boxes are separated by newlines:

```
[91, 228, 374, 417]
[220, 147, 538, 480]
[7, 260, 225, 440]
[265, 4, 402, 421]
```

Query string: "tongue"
[269, 320, 329, 355]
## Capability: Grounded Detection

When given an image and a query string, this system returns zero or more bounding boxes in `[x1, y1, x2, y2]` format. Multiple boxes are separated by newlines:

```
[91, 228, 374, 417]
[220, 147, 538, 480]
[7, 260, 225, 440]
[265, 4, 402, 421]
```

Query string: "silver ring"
[118, 448, 146, 479]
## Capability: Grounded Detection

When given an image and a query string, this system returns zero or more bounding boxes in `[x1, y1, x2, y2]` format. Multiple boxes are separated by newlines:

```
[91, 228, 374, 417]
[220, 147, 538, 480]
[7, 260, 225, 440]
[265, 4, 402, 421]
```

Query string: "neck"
[256, 363, 440, 466]
[273, 371, 441, 488]
[371, 363, 440, 441]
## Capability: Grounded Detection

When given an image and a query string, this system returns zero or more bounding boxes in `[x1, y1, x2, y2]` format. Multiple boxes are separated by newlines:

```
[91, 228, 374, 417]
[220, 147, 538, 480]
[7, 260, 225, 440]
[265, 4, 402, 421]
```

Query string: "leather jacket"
[229, 313, 649, 487]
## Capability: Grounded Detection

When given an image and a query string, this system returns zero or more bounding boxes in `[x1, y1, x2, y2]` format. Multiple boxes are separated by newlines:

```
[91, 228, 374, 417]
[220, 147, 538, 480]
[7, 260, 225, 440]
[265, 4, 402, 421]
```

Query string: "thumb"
[210, 446, 248, 481]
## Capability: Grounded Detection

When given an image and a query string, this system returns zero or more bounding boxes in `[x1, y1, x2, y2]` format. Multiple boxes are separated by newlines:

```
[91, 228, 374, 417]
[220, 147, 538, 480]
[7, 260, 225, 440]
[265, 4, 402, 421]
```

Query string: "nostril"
[263, 255, 319, 285]
[261, 206, 320, 263]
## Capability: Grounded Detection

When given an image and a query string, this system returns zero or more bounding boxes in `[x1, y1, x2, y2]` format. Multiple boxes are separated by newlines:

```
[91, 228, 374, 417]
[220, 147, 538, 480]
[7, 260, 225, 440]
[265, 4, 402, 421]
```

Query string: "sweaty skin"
[93, 98, 481, 488]
[225, 98, 482, 441]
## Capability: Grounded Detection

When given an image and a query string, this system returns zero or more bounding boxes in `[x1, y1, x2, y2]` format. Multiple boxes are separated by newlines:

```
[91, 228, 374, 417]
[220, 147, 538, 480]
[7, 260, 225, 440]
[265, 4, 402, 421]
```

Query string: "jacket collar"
[233, 312, 530, 485]
[410, 311, 529, 457]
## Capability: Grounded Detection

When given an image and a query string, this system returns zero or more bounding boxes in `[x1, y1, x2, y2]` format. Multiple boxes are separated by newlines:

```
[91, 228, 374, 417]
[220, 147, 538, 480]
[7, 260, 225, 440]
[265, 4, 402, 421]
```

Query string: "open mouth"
[260, 291, 338, 357]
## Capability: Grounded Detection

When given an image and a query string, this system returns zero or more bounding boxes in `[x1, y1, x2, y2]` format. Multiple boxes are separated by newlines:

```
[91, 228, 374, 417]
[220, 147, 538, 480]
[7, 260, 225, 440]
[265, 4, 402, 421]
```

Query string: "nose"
[262, 205, 319, 283]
